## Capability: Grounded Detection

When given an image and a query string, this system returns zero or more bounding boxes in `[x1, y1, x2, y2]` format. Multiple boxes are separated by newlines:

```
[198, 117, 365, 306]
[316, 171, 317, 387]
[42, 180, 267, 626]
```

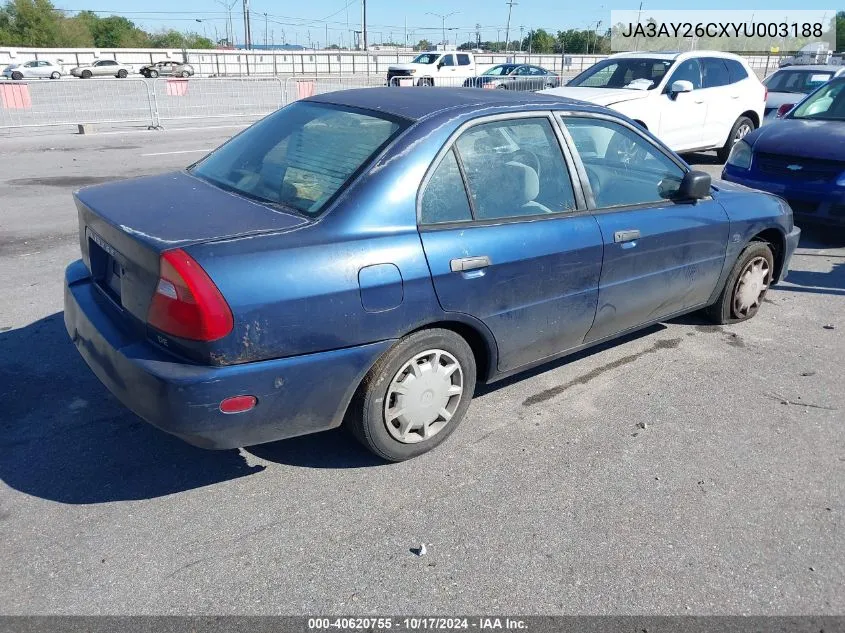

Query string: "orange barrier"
[0, 83, 32, 109]
[165, 78, 189, 96]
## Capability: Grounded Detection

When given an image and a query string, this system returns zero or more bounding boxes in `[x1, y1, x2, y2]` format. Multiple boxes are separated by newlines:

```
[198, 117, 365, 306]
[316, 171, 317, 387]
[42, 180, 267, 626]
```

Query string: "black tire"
[117, 69, 128, 78]
[11, 71, 22, 80]
[347, 328, 477, 462]
[717, 115, 754, 163]
[705, 241, 774, 324]
[149, 69, 159, 78]
[50, 71, 61, 80]
[81, 70, 92, 79]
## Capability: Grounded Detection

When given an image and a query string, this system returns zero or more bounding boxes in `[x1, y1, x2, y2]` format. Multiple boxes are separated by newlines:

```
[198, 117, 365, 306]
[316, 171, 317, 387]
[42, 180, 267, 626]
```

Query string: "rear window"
[190, 102, 404, 217]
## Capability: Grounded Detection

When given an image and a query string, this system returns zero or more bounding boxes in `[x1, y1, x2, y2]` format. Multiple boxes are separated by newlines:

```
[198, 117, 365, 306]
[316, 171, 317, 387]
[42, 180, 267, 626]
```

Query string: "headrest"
[503, 161, 540, 203]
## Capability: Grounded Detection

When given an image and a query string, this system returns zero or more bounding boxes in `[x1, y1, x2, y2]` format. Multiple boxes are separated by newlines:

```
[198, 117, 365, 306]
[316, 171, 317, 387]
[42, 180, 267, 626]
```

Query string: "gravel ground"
[0, 128, 842, 615]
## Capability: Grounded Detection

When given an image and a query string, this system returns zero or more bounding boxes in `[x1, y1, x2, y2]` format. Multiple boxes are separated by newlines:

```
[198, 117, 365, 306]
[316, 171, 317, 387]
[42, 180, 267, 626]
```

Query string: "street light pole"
[426, 11, 459, 48]
[504, 0, 517, 53]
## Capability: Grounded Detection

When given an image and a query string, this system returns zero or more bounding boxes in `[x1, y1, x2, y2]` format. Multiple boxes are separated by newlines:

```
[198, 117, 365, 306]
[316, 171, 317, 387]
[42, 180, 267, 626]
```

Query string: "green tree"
[836, 11, 844, 52]
[415, 38, 432, 51]
[522, 28, 555, 53]
[0, 0, 62, 46]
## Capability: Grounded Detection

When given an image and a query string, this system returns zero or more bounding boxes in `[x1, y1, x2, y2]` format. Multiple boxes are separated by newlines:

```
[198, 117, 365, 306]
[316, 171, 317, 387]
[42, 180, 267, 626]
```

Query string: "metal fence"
[1, 66, 780, 131]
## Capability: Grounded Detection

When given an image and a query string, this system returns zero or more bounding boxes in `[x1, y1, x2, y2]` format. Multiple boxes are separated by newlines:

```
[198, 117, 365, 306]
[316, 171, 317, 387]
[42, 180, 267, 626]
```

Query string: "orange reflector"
[220, 395, 257, 414]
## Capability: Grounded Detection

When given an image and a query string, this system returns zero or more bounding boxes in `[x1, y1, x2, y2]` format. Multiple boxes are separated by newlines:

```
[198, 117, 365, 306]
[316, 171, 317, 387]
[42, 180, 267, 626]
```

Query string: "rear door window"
[702, 58, 730, 88]
[457, 54, 471, 66]
[725, 59, 749, 84]
[420, 149, 473, 224]
[453, 117, 577, 220]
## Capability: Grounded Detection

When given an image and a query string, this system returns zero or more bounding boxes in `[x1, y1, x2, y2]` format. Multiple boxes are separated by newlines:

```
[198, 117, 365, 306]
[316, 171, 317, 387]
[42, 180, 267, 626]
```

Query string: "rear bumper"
[64, 260, 392, 449]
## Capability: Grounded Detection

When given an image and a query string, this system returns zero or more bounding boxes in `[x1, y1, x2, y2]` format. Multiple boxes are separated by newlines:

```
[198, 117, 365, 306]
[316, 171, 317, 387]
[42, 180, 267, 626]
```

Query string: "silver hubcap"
[734, 256, 770, 317]
[734, 123, 752, 143]
[384, 349, 463, 444]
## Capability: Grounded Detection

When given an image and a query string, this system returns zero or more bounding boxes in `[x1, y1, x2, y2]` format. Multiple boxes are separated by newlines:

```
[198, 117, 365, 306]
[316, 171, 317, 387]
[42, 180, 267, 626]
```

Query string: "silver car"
[70, 60, 134, 79]
[2, 60, 63, 80]
[139, 61, 195, 78]
[762, 65, 845, 121]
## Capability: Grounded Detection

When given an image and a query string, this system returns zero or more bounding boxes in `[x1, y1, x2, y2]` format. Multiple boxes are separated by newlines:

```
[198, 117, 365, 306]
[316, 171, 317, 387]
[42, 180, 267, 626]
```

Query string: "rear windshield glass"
[764, 69, 835, 94]
[190, 102, 404, 217]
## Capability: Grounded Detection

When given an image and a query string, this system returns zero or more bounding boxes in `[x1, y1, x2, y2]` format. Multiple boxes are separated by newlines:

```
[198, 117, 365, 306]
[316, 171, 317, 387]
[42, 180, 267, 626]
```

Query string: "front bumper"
[781, 225, 801, 283]
[64, 260, 392, 449]
[722, 168, 845, 226]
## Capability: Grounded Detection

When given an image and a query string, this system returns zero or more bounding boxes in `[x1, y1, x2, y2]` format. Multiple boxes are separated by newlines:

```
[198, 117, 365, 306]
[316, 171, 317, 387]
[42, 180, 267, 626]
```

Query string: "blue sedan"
[723, 76, 845, 226]
[64, 88, 800, 461]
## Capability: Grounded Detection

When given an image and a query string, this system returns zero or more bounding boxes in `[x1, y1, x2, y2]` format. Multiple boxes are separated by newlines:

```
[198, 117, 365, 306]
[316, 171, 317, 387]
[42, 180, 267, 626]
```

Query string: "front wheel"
[148, 69, 159, 78]
[717, 115, 754, 163]
[81, 70, 92, 79]
[11, 71, 23, 80]
[705, 241, 774, 324]
[180, 70, 190, 78]
[347, 328, 477, 462]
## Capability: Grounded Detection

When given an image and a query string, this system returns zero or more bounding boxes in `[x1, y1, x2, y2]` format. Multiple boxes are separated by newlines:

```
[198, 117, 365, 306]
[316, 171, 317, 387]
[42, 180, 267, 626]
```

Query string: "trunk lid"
[75, 170, 308, 329]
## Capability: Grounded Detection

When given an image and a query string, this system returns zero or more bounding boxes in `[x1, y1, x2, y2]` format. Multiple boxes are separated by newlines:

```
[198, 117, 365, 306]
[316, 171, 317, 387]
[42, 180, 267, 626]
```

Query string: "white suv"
[542, 51, 766, 160]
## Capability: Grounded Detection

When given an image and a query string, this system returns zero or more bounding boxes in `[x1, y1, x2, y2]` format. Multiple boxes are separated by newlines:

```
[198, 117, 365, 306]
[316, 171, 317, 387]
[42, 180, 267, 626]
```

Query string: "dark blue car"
[723, 76, 845, 227]
[64, 88, 800, 461]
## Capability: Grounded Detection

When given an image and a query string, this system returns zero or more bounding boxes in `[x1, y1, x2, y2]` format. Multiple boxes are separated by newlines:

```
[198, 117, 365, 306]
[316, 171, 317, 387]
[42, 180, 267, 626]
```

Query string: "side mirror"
[670, 79, 694, 97]
[676, 170, 712, 200]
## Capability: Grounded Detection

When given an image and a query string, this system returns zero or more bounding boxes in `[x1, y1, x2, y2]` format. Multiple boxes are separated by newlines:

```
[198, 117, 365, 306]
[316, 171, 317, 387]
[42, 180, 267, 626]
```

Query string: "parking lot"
[1, 126, 843, 614]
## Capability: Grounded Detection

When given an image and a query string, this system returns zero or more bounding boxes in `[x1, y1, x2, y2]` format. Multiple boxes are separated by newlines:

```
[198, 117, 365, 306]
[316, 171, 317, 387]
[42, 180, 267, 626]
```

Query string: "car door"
[21, 61, 39, 78]
[438, 54, 457, 82]
[658, 58, 707, 150]
[418, 113, 604, 372]
[699, 58, 734, 147]
[559, 114, 730, 343]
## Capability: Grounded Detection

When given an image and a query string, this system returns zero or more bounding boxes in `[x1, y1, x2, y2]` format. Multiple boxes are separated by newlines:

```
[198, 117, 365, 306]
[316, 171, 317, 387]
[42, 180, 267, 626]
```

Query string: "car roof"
[773, 64, 842, 72]
[611, 49, 746, 62]
[306, 87, 592, 122]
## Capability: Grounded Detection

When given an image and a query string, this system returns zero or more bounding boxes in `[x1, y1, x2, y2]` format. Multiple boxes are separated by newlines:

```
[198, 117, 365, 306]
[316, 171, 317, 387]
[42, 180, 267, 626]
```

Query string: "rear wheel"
[117, 69, 128, 78]
[149, 69, 159, 78]
[705, 241, 774, 324]
[717, 115, 754, 163]
[11, 71, 22, 80]
[347, 328, 476, 462]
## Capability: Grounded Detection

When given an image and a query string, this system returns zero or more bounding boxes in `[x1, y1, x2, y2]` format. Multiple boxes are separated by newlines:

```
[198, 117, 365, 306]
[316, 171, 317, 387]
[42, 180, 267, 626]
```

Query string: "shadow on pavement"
[245, 428, 386, 468]
[0, 312, 265, 505]
[781, 261, 845, 297]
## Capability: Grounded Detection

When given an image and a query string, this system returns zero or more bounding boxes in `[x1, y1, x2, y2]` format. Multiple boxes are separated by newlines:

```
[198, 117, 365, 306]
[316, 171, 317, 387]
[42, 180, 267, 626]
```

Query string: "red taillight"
[776, 103, 794, 118]
[220, 395, 257, 414]
[147, 248, 233, 342]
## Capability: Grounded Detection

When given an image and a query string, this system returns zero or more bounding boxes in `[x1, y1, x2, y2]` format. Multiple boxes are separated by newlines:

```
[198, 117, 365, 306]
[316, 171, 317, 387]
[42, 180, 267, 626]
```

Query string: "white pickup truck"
[387, 51, 477, 86]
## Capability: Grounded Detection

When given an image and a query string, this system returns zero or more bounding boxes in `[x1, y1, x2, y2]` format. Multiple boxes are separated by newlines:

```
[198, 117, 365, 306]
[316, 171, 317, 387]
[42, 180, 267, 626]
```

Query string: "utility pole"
[362, 0, 368, 51]
[404, 16, 408, 50]
[519, 26, 524, 52]
[326, 23, 329, 49]
[475, 23, 481, 49]
[634, 1, 643, 51]
[242, 0, 252, 49]
[264, 13, 268, 48]
[504, 0, 517, 53]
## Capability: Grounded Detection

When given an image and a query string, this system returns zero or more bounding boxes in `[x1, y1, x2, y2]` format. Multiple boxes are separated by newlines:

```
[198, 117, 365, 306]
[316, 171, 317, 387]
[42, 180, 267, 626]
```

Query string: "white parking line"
[141, 148, 212, 157]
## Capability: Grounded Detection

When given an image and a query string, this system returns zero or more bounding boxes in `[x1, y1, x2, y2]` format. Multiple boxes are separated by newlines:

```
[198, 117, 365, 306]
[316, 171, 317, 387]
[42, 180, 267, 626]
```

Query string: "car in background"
[762, 65, 845, 121]
[70, 60, 134, 79]
[723, 76, 845, 227]
[2, 60, 63, 80]
[139, 61, 195, 78]
[541, 51, 766, 161]
[463, 64, 560, 90]
[778, 42, 834, 68]
[64, 88, 799, 461]
[387, 51, 476, 86]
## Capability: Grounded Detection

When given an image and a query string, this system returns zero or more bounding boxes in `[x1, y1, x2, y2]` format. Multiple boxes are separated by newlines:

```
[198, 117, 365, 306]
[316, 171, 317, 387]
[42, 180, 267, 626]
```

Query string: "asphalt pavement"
[0, 127, 843, 615]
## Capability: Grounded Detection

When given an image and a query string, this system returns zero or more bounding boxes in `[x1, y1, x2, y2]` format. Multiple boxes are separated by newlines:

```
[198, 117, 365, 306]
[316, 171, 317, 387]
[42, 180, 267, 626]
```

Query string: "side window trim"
[417, 111, 587, 228]
[553, 111, 691, 213]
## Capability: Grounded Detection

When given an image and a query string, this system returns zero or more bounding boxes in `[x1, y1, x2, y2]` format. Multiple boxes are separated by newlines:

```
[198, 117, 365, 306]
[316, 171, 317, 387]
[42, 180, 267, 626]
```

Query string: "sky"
[53, 0, 833, 48]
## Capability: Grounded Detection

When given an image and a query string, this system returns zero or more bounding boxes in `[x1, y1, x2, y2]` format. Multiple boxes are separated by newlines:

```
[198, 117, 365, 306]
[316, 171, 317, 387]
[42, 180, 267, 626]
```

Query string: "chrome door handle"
[450, 256, 491, 272]
[614, 229, 641, 243]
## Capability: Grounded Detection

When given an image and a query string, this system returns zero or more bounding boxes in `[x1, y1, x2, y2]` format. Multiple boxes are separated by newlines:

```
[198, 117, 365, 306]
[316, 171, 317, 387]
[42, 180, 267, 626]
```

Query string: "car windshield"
[790, 78, 845, 121]
[190, 102, 405, 217]
[568, 58, 674, 90]
[483, 64, 518, 76]
[765, 69, 835, 94]
[412, 54, 440, 64]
